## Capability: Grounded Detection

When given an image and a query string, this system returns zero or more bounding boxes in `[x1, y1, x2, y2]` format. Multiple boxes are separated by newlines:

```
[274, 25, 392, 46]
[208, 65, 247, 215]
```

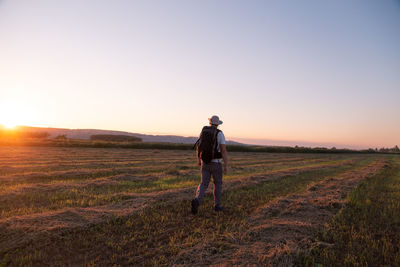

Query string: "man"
[191, 115, 228, 214]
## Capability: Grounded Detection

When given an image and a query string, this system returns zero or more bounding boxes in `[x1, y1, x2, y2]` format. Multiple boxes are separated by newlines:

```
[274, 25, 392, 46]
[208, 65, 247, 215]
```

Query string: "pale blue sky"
[0, 0, 399, 148]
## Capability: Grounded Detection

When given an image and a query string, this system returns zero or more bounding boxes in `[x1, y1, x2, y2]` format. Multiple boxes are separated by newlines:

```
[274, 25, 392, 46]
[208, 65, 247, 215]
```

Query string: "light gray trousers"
[195, 162, 223, 207]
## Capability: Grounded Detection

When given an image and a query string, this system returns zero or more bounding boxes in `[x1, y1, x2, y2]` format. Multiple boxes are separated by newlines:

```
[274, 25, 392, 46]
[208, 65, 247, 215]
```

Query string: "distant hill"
[15, 126, 244, 145]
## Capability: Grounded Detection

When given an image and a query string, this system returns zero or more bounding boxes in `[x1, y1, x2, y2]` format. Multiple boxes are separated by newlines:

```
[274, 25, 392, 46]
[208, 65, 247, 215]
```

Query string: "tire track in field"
[172, 159, 388, 266]
[0, 158, 360, 251]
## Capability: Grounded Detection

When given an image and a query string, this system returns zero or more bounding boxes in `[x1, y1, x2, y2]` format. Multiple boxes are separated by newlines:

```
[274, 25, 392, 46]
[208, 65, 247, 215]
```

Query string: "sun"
[2, 121, 17, 129]
[0, 101, 37, 129]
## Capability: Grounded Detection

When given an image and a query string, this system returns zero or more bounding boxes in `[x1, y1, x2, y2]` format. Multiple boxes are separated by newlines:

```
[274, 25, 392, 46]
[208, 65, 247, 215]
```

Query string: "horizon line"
[1, 124, 396, 150]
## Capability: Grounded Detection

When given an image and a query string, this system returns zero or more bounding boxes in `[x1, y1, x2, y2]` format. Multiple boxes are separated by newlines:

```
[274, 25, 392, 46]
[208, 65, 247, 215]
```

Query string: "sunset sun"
[0, 102, 36, 129]
[2, 121, 17, 129]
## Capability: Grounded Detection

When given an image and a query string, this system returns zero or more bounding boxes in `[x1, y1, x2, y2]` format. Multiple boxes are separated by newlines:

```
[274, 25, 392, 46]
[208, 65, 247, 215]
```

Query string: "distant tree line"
[227, 145, 354, 153]
[375, 145, 400, 153]
[55, 134, 67, 140]
[21, 132, 50, 139]
[1, 128, 398, 154]
[0, 129, 50, 139]
[90, 134, 142, 142]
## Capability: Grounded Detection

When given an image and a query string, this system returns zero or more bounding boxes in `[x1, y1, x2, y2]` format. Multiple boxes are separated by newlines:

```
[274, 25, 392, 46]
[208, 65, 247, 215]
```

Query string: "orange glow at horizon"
[0, 101, 37, 129]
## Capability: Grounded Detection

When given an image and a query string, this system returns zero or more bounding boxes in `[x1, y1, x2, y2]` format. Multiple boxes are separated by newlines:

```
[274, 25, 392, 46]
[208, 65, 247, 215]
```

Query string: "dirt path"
[0, 159, 358, 251]
[172, 159, 387, 266]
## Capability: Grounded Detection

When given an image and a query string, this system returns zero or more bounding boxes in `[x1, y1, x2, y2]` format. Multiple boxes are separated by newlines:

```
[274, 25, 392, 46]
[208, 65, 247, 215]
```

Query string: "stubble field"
[0, 146, 398, 266]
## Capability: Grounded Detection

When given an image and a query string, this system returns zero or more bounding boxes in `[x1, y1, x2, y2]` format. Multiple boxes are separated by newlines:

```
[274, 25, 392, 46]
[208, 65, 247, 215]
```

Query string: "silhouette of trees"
[90, 134, 142, 142]
[20, 131, 50, 139]
[55, 135, 67, 140]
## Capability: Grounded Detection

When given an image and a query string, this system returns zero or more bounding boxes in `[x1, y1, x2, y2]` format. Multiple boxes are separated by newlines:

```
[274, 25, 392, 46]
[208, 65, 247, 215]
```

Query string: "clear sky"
[0, 0, 399, 149]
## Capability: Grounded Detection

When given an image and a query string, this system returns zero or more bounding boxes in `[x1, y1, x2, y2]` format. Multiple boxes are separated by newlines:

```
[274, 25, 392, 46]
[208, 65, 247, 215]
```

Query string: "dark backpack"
[194, 126, 222, 164]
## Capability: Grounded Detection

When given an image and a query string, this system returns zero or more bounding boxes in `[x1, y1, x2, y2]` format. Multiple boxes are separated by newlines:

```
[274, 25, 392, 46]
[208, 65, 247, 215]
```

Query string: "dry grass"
[0, 147, 391, 266]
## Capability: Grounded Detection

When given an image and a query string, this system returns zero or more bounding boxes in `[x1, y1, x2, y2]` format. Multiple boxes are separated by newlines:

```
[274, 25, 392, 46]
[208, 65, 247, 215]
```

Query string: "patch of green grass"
[302, 156, 400, 266]
[0, 157, 377, 266]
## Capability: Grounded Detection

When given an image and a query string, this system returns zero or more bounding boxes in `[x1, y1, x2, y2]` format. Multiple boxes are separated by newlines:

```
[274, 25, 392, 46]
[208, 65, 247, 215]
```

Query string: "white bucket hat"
[208, 115, 223, 125]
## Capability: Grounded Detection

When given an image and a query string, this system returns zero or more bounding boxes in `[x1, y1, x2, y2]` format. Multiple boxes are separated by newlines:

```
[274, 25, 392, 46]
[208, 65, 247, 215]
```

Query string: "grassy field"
[303, 157, 400, 266]
[0, 146, 397, 266]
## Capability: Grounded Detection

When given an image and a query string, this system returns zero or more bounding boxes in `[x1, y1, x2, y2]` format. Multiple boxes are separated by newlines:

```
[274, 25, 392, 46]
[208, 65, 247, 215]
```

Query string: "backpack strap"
[211, 128, 221, 158]
[214, 129, 221, 145]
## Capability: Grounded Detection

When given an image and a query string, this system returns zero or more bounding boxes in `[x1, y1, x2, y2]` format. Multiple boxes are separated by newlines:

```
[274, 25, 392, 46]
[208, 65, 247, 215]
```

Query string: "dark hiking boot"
[191, 199, 199, 215]
[214, 205, 224, 212]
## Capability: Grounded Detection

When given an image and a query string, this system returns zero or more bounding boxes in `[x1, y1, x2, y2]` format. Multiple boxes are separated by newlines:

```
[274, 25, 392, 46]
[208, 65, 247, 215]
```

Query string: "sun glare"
[2, 122, 17, 129]
[0, 101, 37, 129]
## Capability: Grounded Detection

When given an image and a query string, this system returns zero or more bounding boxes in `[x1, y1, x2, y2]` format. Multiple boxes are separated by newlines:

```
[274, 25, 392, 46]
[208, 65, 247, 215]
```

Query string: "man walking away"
[191, 115, 228, 214]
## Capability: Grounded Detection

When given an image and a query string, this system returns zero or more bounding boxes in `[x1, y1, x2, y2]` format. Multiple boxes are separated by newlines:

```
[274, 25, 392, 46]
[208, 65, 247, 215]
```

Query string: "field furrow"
[0, 147, 392, 266]
[172, 159, 387, 266]
[0, 157, 357, 219]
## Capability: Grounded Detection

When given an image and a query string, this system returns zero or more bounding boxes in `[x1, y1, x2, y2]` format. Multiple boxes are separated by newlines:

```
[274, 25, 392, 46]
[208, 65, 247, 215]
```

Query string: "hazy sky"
[1, 0, 399, 148]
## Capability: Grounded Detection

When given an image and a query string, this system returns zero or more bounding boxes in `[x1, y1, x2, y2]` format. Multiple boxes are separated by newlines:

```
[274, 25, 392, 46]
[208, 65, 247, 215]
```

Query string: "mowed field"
[0, 147, 399, 266]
